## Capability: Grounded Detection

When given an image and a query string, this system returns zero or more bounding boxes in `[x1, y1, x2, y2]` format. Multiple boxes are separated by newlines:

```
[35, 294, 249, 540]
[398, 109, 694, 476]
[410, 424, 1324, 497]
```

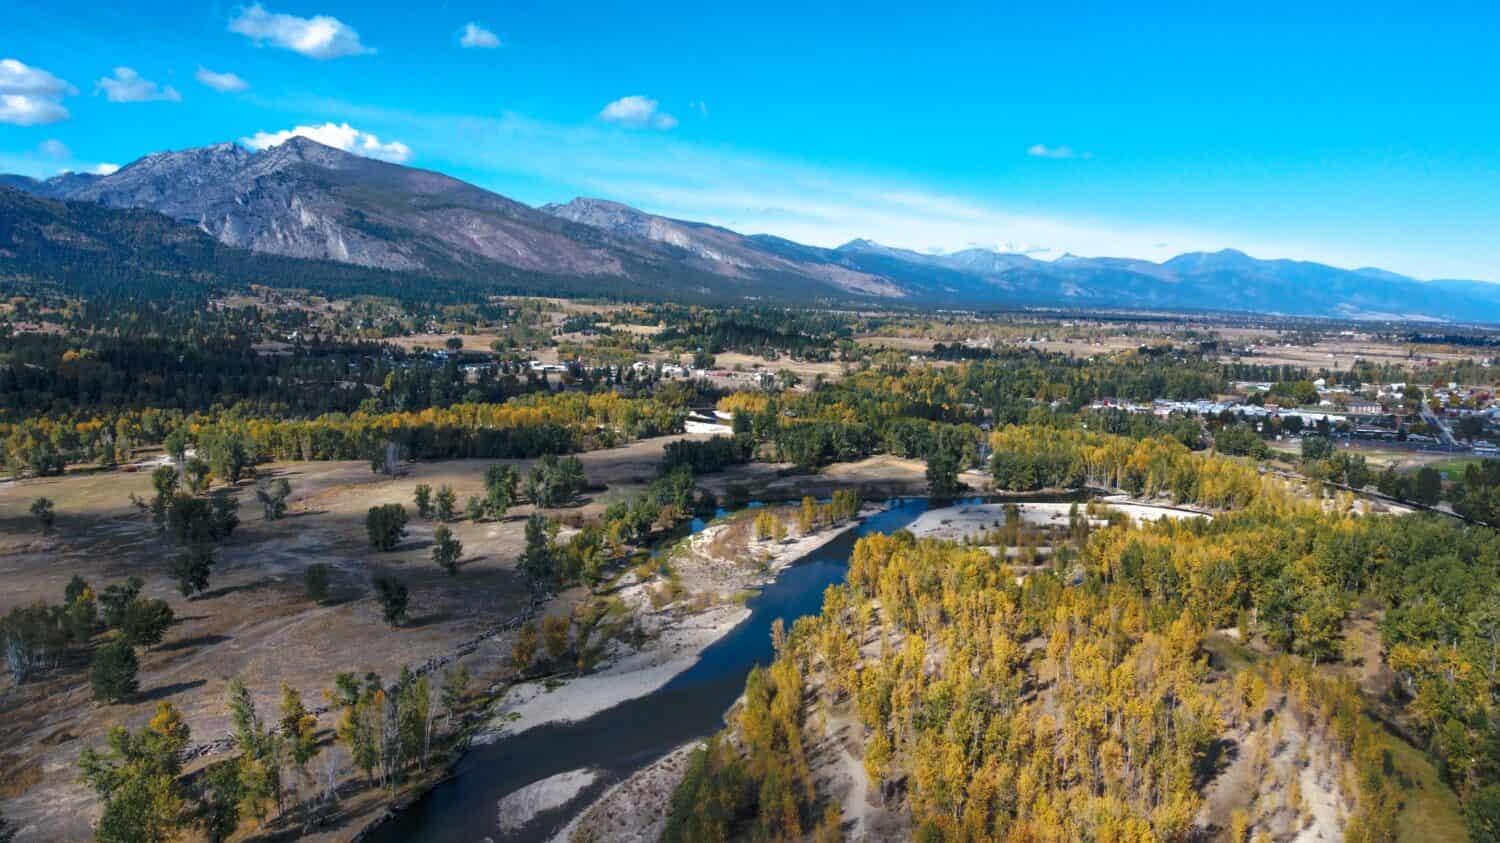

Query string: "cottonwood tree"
[541, 615, 571, 662]
[484, 464, 517, 518]
[2, 603, 70, 681]
[280, 684, 320, 818]
[441, 664, 470, 728]
[511, 622, 538, 671]
[198, 761, 243, 843]
[413, 484, 433, 519]
[100, 577, 144, 629]
[255, 477, 292, 521]
[373, 576, 409, 627]
[371, 441, 405, 476]
[226, 678, 282, 826]
[519, 514, 555, 597]
[435, 485, 457, 522]
[162, 429, 189, 465]
[77, 702, 190, 841]
[432, 526, 463, 576]
[120, 597, 174, 647]
[182, 457, 212, 495]
[170, 544, 214, 597]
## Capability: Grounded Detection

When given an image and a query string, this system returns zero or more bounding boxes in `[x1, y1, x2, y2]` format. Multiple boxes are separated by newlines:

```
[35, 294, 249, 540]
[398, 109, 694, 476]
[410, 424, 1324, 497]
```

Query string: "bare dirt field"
[706, 352, 849, 383]
[1015, 335, 1148, 358]
[1217, 337, 1480, 369]
[382, 331, 511, 354]
[699, 454, 933, 503]
[853, 335, 937, 352]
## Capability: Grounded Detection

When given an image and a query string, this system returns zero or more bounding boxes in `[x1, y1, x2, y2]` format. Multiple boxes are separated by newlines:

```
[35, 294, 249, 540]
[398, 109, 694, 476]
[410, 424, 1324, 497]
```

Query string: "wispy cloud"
[37, 139, 70, 160]
[229, 5, 373, 60]
[0, 58, 75, 125]
[96, 67, 181, 103]
[1027, 143, 1091, 160]
[459, 22, 500, 49]
[0, 146, 120, 179]
[196, 67, 249, 93]
[240, 121, 411, 163]
[599, 95, 677, 130]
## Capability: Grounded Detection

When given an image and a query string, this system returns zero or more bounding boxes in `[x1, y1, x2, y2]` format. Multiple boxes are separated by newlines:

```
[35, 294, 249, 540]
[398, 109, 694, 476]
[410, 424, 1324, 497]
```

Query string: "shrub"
[304, 564, 331, 603]
[366, 504, 409, 551]
[121, 598, 174, 648]
[90, 640, 139, 703]
[30, 497, 55, 533]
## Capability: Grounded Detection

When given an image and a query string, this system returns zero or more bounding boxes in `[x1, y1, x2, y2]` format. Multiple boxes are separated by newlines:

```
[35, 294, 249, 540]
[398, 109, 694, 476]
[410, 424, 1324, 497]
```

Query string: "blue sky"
[3, 1, 1499, 279]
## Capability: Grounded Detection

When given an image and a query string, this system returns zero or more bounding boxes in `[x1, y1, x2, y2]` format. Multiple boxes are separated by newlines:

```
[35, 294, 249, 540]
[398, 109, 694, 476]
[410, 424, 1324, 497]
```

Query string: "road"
[1421, 406, 1462, 449]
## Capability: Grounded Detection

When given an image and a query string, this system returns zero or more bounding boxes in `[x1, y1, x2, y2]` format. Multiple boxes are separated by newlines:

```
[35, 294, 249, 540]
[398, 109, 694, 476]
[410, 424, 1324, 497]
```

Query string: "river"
[370, 496, 1064, 842]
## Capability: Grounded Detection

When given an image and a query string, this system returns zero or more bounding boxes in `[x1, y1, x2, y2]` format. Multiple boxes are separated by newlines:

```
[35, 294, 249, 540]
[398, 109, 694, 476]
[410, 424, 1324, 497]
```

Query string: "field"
[0, 435, 718, 840]
[1214, 330, 1480, 369]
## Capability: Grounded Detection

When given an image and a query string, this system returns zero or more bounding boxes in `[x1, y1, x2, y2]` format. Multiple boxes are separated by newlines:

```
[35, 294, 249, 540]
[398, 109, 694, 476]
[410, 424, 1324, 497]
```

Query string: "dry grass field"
[0, 434, 715, 841]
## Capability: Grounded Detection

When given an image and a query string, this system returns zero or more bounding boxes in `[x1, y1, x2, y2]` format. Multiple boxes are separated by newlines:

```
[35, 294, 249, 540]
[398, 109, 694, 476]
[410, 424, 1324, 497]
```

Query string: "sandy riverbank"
[497, 768, 601, 833]
[551, 741, 703, 842]
[483, 505, 886, 740]
[906, 497, 1210, 541]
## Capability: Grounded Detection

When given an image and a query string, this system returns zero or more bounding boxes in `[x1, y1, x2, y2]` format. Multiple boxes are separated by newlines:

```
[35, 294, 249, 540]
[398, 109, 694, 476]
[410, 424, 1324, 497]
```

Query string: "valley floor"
[0, 437, 933, 842]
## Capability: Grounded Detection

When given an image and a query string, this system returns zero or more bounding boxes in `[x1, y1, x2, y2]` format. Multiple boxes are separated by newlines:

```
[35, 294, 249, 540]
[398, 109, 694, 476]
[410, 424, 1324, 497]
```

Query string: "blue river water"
[368, 497, 1042, 841]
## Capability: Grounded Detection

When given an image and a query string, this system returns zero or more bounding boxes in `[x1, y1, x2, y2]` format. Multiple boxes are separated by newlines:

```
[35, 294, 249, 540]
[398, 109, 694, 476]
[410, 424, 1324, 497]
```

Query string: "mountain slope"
[826, 241, 1500, 322]
[7, 140, 895, 301]
[541, 198, 903, 296]
[7, 138, 1500, 321]
[41, 139, 642, 278]
[0, 185, 472, 299]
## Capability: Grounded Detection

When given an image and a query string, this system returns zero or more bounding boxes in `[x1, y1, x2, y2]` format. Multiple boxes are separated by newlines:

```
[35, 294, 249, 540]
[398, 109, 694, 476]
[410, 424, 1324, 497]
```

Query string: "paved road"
[1421, 406, 1462, 449]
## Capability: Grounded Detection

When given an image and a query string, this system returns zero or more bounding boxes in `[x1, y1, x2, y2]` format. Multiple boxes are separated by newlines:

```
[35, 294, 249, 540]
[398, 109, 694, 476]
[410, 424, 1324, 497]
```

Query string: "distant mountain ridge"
[6, 137, 1500, 322]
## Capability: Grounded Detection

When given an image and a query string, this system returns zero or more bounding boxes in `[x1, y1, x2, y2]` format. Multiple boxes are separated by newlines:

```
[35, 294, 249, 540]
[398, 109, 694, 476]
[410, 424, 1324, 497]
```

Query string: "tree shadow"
[196, 577, 278, 600]
[1194, 737, 1240, 789]
[391, 536, 434, 553]
[405, 611, 453, 629]
[138, 678, 207, 702]
[157, 634, 231, 652]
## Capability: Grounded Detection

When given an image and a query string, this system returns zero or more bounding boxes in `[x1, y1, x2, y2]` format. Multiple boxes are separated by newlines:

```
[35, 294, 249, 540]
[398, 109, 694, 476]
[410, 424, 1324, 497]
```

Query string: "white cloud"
[599, 95, 677, 130]
[1027, 143, 1092, 160]
[240, 121, 411, 163]
[459, 22, 500, 48]
[96, 67, 181, 103]
[0, 95, 70, 125]
[0, 59, 73, 98]
[0, 58, 76, 125]
[92, 162, 120, 175]
[196, 67, 249, 93]
[229, 4, 373, 60]
[37, 139, 70, 160]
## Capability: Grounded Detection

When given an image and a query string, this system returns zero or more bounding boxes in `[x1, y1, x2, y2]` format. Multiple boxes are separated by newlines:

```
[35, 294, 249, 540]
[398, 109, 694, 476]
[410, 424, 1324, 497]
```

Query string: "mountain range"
[5, 137, 1500, 322]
